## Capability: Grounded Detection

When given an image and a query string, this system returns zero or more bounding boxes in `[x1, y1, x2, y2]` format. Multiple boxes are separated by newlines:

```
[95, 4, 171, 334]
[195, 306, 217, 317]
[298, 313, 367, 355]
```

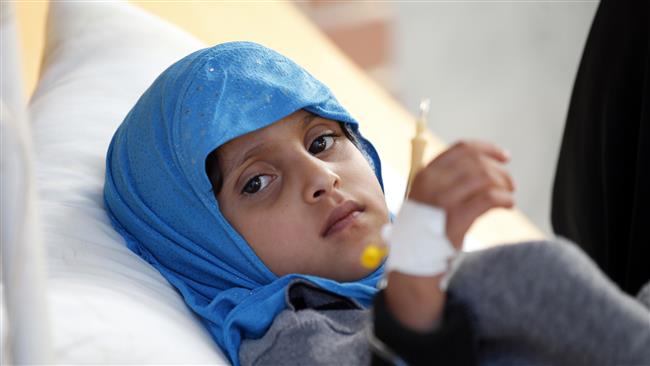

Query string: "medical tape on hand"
[384, 200, 458, 276]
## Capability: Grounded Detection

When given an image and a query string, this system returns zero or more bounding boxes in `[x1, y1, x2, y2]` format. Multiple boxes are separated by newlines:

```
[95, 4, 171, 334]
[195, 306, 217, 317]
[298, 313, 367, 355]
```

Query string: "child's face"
[216, 110, 390, 282]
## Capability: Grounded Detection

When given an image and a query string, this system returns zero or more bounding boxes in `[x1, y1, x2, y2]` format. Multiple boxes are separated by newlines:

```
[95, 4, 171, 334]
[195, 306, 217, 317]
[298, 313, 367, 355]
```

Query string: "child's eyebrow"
[300, 113, 318, 127]
[221, 113, 319, 183]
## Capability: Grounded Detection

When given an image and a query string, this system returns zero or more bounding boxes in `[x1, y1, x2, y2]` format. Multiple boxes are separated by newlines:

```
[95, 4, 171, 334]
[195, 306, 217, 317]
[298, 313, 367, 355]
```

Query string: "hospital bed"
[1, 1, 544, 363]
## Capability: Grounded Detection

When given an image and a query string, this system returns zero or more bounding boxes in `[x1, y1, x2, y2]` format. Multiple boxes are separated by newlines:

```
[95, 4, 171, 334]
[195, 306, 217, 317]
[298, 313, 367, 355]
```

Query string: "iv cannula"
[404, 98, 431, 199]
[360, 98, 432, 269]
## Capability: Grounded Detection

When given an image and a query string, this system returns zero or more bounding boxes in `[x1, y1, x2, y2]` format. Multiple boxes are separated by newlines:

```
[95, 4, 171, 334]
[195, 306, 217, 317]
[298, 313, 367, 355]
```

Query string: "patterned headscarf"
[104, 41, 385, 365]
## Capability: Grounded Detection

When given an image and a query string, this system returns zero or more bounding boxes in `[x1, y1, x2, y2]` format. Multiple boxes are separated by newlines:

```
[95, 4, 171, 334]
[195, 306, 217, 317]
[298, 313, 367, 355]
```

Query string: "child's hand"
[408, 140, 515, 249]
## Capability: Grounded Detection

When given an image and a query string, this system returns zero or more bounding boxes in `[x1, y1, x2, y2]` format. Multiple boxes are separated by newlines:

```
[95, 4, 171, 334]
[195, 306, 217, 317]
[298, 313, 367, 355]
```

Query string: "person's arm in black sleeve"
[551, 0, 650, 296]
[369, 288, 478, 366]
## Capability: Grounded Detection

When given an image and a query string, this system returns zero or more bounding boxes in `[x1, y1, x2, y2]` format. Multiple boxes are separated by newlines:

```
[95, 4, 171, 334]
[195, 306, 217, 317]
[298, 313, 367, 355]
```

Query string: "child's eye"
[308, 133, 337, 155]
[242, 175, 273, 195]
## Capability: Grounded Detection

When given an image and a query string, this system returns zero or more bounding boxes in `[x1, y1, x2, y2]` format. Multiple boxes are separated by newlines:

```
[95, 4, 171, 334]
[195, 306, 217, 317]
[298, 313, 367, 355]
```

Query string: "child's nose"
[300, 157, 340, 203]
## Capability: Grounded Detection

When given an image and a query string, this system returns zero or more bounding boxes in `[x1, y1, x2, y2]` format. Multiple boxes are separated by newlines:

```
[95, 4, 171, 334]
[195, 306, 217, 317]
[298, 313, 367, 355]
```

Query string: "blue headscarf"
[104, 41, 385, 365]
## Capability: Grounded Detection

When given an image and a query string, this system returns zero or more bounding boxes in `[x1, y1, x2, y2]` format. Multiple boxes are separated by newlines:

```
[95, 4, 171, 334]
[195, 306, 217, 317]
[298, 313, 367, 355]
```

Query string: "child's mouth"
[321, 201, 365, 237]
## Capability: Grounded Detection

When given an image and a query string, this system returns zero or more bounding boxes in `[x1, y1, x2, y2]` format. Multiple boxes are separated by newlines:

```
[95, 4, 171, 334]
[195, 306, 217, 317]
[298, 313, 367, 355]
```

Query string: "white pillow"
[1, 99, 51, 364]
[0, 2, 26, 118]
[29, 1, 227, 363]
[1, 3, 51, 363]
[27, 1, 413, 363]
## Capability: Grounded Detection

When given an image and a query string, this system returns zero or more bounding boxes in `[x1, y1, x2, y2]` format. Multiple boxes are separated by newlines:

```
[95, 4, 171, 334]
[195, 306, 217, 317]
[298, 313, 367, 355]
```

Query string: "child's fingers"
[423, 145, 512, 188]
[484, 157, 516, 192]
[437, 158, 514, 208]
[441, 173, 499, 208]
[446, 187, 514, 246]
[461, 154, 515, 194]
[443, 140, 511, 164]
[411, 140, 514, 215]
[461, 187, 515, 222]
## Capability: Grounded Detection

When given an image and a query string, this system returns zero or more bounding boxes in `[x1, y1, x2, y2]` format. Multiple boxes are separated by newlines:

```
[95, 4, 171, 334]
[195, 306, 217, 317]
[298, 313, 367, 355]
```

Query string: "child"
[104, 42, 650, 365]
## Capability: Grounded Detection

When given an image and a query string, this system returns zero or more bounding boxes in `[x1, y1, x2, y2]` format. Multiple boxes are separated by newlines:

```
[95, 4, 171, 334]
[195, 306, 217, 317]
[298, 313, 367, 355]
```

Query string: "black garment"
[371, 290, 477, 366]
[552, 0, 650, 295]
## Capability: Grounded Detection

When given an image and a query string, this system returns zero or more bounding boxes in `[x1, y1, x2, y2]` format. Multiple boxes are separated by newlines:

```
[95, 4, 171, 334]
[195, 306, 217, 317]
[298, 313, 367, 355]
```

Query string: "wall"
[392, 2, 598, 235]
